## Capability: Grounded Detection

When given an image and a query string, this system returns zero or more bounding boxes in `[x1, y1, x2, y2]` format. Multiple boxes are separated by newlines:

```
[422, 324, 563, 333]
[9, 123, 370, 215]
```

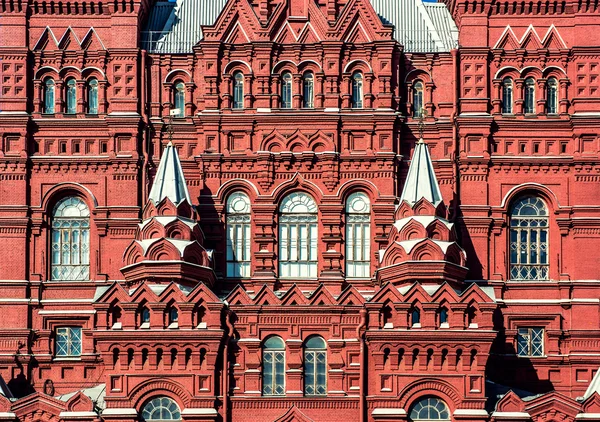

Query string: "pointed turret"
[121, 143, 215, 287]
[148, 141, 192, 206]
[399, 138, 443, 207]
[378, 140, 467, 287]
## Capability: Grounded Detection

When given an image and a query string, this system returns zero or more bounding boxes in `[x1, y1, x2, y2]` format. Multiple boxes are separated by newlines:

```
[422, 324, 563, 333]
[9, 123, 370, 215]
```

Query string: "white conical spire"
[399, 138, 443, 206]
[148, 142, 192, 205]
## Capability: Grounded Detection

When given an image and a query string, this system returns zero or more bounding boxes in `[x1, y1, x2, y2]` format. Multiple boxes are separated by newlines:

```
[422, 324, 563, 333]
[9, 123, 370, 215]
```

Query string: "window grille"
[352, 73, 364, 108]
[547, 78, 558, 114]
[55, 327, 82, 357]
[304, 336, 327, 396]
[345, 192, 371, 278]
[279, 192, 318, 278]
[502, 77, 513, 114]
[282, 72, 293, 109]
[174, 82, 185, 117]
[51, 197, 90, 281]
[410, 397, 450, 420]
[226, 192, 251, 278]
[44, 78, 56, 114]
[413, 81, 424, 117]
[141, 397, 181, 421]
[517, 327, 544, 357]
[66, 78, 77, 114]
[509, 196, 549, 281]
[524, 77, 536, 114]
[263, 336, 285, 396]
[303, 72, 314, 108]
[233, 72, 244, 109]
[87, 78, 99, 114]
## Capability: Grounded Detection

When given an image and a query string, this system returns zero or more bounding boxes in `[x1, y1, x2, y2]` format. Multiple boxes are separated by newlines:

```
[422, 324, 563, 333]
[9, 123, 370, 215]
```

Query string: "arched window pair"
[280, 72, 315, 109]
[173, 81, 186, 117]
[262, 336, 327, 396]
[509, 196, 549, 281]
[51, 197, 90, 281]
[502, 77, 558, 115]
[43, 77, 99, 115]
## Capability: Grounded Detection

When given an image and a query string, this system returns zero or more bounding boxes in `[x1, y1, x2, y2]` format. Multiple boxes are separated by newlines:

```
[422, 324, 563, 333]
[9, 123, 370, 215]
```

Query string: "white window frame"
[303, 72, 314, 109]
[517, 327, 544, 357]
[174, 81, 185, 117]
[524, 77, 536, 114]
[352, 73, 364, 109]
[263, 337, 285, 396]
[51, 197, 90, 281]
[279, 192, 318, 279]
[55, 327, 82, 357]
[281, 72, 293, 109]
[546, 77, 558, 114]
[226, 192, 251, 278]
[345, 192, 371, 278]
[413, 81, 424, 117]
[410, 397, 450, 421]
[304, 336, 327, 396]
[141, 397, 182, 421]
[233, 72, 244, 109]
[502, 77, 513, 114]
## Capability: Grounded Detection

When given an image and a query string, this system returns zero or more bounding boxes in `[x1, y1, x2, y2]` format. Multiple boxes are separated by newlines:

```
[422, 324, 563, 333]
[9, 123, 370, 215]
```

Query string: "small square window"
[517, 327, 544, 357]
[55, 327, 82, 357]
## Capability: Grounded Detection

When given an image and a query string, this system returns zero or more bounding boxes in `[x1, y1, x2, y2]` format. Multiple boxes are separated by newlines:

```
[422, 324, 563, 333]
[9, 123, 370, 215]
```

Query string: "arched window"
[352, 73, 364, 109]
[409, 397, 450, 421]
[304, 336, 327, 396]
[303, 72, 314, 108]
[413, 81, 424, 118]
[411, 308, 421, 327]
[263, 336, 285, 396]
[546, 77, 558, 114]
[66, 78, 77, 114]
[174, 82, 185, 117]
[169, 307, 179, 324]
[281, 72, 293, 109]
[87, 78, 99, 114]
[279, 192, 318, 278]
[51, 197, 90, 281]
[233, 72, 244, 109]
[439, 308, 449, 327]
[44, 78, 56, 114]
[502, 77, 513, 114]
[226, 192, 251, 278]
[141, 397, 181, 421]
[509, 196, 549, 281]
[524, 77, 536, 114]
[141, 307, 151, 328]
[346, 192, 371, 278]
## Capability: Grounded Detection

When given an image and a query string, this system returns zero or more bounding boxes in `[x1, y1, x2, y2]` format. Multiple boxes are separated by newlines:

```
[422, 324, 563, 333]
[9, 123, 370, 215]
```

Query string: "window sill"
[53, 356, 82, 361]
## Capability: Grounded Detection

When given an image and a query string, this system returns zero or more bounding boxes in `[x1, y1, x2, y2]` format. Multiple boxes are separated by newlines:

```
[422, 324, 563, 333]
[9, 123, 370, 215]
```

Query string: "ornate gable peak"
[370, 282, 403, 304]
[80, 27, 106, 50]
[308, 284, 337, 306]
[253, 284, 282, 306]
[280, 284, 309, 306]
[57, 27, 81, 51]
[496, 390, 526, 413]
[336, 285, 366, 306]
[149, 142, 193, 207]
[187, 282, 221, 304]
[525, 391, 581, 419]
[493, 25, 519, 50]
[274, 406, 314, 422]
[402, 282, 434, 303]
[226, 284, 254, 306]
[129, 282, 161, 303]
[94, 282, 130, 304]
[33, 26, 60, 51]
[520, 25, 543, 50]
[201, 0, 265, 42]
[459, 283, 495, 304]
[430, 281, 460, 303]
[330, 0, 393, 41]
[541, 24, 568, 49]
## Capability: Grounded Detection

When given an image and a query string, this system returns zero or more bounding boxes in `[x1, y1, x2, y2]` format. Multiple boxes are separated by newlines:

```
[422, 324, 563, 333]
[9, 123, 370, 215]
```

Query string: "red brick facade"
[1, 0, 600, 420]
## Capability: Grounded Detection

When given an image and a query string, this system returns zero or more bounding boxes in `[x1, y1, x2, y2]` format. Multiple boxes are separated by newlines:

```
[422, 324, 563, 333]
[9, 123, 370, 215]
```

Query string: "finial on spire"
[148, 142, 192, 206]
[417, 108, 427, 144]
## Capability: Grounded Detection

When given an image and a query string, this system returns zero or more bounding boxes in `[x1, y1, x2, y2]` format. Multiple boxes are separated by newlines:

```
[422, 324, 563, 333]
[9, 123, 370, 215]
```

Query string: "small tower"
[377, 137, 467, 287]
[121, 142, 215, 287]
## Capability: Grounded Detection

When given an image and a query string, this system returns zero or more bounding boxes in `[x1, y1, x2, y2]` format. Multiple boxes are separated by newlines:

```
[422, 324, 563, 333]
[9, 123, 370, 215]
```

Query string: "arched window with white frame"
[141, 397, 181, 421]
[174, 81, 185, 117]
[44, 78, 56, 114]
[304, 336, 327, 396]
[66, 77, 77, 114]
[524, 77, 536, 114]
[226, 192, 251, 278]
[281, 72, 293, 109]
[87, 78, 99, 114]
[546, 77, 558, 114]
[279, 192, 318, 278]
[345, 192, 371, 278]
[263, 336, 285, 396]
[502, 77, 513, 114]
[352, 72, 364, 109]
[509, 196, 549, 281]
[51, 197, 90, 281]
[412, 81, 424, 117]
[409, 397, 450, 421]
[303, 72, 314, 109]
[233, 72, 244, 109]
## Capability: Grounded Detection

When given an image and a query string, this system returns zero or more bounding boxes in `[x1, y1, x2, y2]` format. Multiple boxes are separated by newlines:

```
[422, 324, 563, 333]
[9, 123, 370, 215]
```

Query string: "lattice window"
[413, 81, 424, 117]
[509, 196, 549, 281]
[524, 77, 536, 114]
[346, 192, 371, 278]
[352, 73, 364, 109]
[547, 78, 558, 114]
[303, 72, 314, 108]
[55, 327, 82, 357]
[233, 72, 244, 109]
[304, 336, 327, 396]
[51, 197, 90, 281]
[263, 336, 285, 396]
[517, 327, 544, 357]
[226, 192, 251, 278]
[502, 77, 513, 114]
[410, 397, 450, 421]
[141, 397, 181, 421]
[279, 192, 318, 278]
[281, 72, 293, 109]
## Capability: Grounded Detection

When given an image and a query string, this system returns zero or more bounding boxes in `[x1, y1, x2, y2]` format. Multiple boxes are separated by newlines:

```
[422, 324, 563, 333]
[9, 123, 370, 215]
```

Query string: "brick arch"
[272, 60, 298, 75]
[215, 179, 259, 205]
[404, 68, 432, 84]
[500, 182, 560, 212]
[129, 378, 192, 409]
[494, 66, 520, 80]
[163, 68, 192, 84]
[35, 66, 60, 80]
[59, 66, 82, 79]
[40, 182, 98, 214]
[398, 378, 461, 410]
[520, 66, 543, 79]
[336, 179, 380, 203]
[223, 60, 253, 76]
[270, 173, 324, 204]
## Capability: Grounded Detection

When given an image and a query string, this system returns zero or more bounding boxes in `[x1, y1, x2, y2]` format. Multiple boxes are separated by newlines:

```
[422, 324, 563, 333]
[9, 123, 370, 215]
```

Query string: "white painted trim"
[38, 310, 96, 315]
[59, 411, 98, 418]
[181, 409, 218, 416]
[454, 409, 489, 416]
[102, 408, 138, 416]
[492, 411, 531, 418]
[372, 408, 407, 416]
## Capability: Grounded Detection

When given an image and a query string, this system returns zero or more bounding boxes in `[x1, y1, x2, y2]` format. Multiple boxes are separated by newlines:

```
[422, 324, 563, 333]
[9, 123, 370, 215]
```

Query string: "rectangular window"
[226, 216, 251, 278]
[55, 327, 82, 357]
[263, 351, 285, 395]
[304, 350, 327, 395]
[346, 217, 370, 278]
[279, 219, 318, 278]
[517, 327, 544, 357]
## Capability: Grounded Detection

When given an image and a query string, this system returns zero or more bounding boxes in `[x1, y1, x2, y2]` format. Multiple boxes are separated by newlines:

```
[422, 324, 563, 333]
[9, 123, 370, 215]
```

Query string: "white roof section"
[584, 367, 600, 399]
[400, 139, 443, 206]
[143, 0, 458, 54]
[56, 384, 106, 410]
[148, 142, 192, 206]
[394, 215, 453, 231]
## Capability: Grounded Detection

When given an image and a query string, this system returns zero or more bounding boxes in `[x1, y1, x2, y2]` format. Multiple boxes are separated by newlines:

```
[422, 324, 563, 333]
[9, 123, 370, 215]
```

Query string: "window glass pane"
[352, 73, 364, 108]
[51, 197, 90, 281]
[88, 79, 99, 114]
[409, 397, 450, 420]
[226, 192, 251, 278]
[233, 72, 244, 109]
[282, 72, 293, 108]
[44, 79, 55, 114]
[413, 82, 424, 117]
[66, 78, 77, 114]
[303, 73, 314, 108]
[174, 82, 185, 117]
[141, 397, 181, 421]
[279, 193, 318, 278]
